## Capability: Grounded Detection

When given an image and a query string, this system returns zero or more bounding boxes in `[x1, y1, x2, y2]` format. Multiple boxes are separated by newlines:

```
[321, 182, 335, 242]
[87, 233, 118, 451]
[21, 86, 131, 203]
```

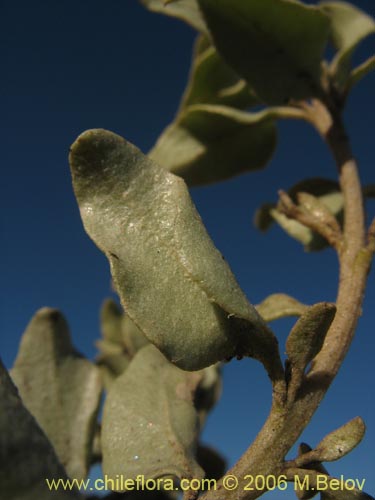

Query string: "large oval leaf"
[70, 129, 279, 371]
[102, 345, 204, 489]
[0, 359, 81, 499]
[11, 308, 102, 480]
[198, 0, 330, 105]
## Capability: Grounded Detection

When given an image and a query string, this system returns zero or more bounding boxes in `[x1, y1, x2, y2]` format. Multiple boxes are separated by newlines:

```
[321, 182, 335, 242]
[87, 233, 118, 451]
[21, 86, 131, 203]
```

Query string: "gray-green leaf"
[286, 302, 336, 373]
[314, 417, 366, 462]
[0, 358, 81, 499]
[11, 308, 102, 480]
[102, 344, 204, 488]
[70, 129, 280, 372]
[180, 35, 259, 110]
[150, 104, 277, 185]
[256, 294, 308, 322]
[321, 1, 375, 89]
[139, 0, 207, 33]
[198, 0, 330, 104]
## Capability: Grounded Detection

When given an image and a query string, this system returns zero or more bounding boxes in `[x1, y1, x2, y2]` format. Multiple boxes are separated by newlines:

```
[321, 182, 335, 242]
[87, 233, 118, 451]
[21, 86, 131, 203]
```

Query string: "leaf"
[102, 344, 204, 489]
[256, 294, 308, 322]
[314, 417, 366, 462]
[70, 129, 280, 372]
[348, 56, 375, 90]
[139, 0, 207, 33]
[198, 0, 330, 104]
[295, 443, 328, 500]
[150, 104, 277, 185]
[0, 358, 81, 499]
[286, 302, 336, 372]
[321, 2, 375, 89]
[255, 178, 343, 251]
[96, 299, 130, 388]
[11, 308, 102, 480]
[180, 35, 259, 110]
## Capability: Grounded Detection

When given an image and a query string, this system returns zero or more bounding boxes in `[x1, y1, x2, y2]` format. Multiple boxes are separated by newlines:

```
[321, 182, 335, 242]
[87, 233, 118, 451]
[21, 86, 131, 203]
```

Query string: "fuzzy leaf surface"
[314, 417, 366, 462]
[70, 129, 278, 371]
[198, 0, 330, 104]
[286, 302, 336, 372]
[102, 345, 204, 488]
[11, 308, 102, 480]
[0, 359, 81, 499]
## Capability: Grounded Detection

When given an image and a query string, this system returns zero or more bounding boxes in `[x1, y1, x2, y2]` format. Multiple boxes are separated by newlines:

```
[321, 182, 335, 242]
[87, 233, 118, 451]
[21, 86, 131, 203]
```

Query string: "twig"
[277, 190, 342, 250]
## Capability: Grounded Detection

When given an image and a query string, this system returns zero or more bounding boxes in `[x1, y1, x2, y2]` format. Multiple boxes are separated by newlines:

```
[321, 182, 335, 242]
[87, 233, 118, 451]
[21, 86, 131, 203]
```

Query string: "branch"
[201, 100, 372, 500]
[277, 190, 342, 250]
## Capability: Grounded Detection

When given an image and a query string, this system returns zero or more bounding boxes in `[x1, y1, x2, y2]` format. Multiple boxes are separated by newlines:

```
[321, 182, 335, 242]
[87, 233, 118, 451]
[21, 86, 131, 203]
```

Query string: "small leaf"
[70, 129, 280, 371]
[255, 178, 343, 251]
[11, 308, 102, 480]
[314, 417, 366, 462]
[180, 35, 259, 110]
[286, 302, 336, 372]
[198, 0, 330, 104]
[348, 55, 375, 90]
[321, 1, 375, 89]
[139, 0, 207, 33]
[295, 443, 328, 500]
[256, 294, 308, 322]
[150, 105, 277, 185]
[0, 358, 81, 499]
[102, 345, 204, 488]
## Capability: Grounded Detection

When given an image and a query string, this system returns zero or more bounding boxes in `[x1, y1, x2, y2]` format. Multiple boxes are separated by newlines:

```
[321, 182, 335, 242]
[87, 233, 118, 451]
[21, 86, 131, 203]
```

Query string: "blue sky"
[1, 0, 374, 497]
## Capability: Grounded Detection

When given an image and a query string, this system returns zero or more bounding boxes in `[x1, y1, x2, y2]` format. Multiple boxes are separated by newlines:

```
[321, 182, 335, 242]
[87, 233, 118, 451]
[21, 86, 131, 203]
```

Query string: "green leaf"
[321, 1, 375, 89]
[0, 358, 81, 499]
[102, 345, 204, 488]
[139, 0, 207, 33]
[198, 0, 330, 104]
[70, 129, 280, 372]
[256, 293, 308, 322]
[295, 443, 328, 500]
[255, 178, 343, 251]
[150, 105, 277, 185]
[180, 35, 259, 109]
[314, 417, 366, 462]
[286, 302, 336, 373]
[348, 55, 375, 91]
[11, 308, 102, 480]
